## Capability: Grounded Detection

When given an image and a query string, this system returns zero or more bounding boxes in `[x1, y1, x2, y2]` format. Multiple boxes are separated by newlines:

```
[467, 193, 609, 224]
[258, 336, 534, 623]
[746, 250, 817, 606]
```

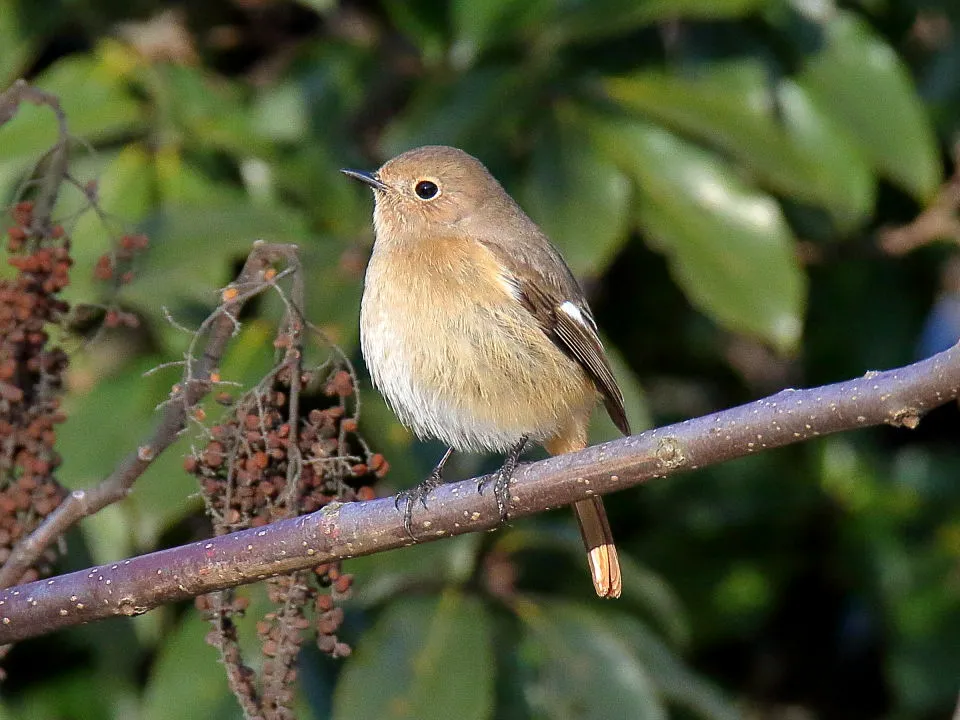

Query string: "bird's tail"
[572, 497, 621, 598]
[544, 423, 622, 599]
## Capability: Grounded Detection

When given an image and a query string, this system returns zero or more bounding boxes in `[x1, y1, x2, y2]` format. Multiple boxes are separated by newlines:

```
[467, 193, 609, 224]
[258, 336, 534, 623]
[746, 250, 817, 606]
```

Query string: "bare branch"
[0, 342, 958, 643]
[879, 142, 960, 255]
[0, 242, 302, 587]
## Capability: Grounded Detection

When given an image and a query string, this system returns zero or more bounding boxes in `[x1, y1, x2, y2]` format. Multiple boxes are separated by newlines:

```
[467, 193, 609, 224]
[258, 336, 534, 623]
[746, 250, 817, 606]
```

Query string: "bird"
[342, 145, 630, 598]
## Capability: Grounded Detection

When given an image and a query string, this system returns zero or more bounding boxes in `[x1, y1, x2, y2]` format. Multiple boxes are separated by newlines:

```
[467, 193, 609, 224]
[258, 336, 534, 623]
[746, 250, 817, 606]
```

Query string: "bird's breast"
[359, 236, 594, 452]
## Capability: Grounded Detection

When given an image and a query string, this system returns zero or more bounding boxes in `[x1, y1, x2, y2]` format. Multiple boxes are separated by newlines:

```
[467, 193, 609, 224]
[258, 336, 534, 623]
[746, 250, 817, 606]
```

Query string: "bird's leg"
[478, 436, 528, 522]
[395, 447, 455, 539]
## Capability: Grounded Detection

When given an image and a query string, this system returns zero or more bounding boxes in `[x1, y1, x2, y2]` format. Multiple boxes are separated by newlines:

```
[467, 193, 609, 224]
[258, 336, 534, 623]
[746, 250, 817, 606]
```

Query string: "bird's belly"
[360, 267, 592, 452]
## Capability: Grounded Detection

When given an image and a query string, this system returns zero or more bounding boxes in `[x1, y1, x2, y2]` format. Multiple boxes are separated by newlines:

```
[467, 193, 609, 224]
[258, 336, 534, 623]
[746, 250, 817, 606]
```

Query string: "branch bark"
[0, 343, 958, 644]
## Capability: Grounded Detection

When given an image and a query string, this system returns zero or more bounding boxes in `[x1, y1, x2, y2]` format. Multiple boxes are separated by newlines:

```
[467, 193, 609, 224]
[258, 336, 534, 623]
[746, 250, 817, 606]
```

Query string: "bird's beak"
[340, 168, 389, 192]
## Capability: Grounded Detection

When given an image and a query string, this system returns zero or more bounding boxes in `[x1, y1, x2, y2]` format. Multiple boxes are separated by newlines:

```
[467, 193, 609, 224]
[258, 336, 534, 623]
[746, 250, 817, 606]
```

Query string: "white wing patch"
[561, 300, 599, 331]
[498, 270, 522, 301]
[559, 300, 583, 322]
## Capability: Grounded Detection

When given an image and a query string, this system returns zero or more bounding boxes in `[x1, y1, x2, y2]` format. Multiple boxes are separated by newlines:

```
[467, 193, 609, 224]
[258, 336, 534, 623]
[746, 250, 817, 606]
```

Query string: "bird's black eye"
[414, 180, 439, 200]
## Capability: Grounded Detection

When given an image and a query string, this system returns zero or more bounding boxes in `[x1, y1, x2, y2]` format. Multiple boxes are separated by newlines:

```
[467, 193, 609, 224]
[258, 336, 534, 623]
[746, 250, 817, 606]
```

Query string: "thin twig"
[0, 80, 70, 230]
[209, 591, 264, 720]
[0, 342, 958, 643]
[879, 143, 960, 255]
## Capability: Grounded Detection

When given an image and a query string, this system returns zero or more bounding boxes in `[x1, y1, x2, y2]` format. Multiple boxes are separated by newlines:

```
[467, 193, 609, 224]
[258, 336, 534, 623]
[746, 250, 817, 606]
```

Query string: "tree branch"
[0, 343, 958, 644]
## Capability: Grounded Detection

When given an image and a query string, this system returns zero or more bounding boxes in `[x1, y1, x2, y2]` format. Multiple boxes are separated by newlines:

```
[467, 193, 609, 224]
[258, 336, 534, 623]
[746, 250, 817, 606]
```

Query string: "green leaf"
[495, 526, 688, 645]
[775, 78, 874, 231]
[586, 112, 805, 353]
[799, 11, 941, 201]
[451, 0, 552, 65]
[299, 238, 366, 353]
[60, 145, 154, 303]
[603, 62, 874, 230]
[333, 592, 494, 720]
[542, 0, 764, 46]
[280, 142, 369, 236]
[0, 0, 32, 86]
[380, 66, 527, 156]
[252, 81, 309, 143]
[613, 613, 741, 720]
[347, 534, 485, 606]
[0, 669, 126, 720]
[128, 200, 311, 311]
[618, 553, 692, 648]
[522, 110, 631, 277]
[293, 0, 335, 13]
[151, 63, 269, 158]
[0, 45, 142, 165]
[381, 0, 451, 67]
[518, 600, 667, 720]
[141, 612, 233, 720]
[60, 355, 200, 545]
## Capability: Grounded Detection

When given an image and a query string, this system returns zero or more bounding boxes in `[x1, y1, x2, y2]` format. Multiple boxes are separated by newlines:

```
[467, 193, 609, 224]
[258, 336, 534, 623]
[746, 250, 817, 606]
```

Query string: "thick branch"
[0, 242, 301, 587]
[0, 343, 958, 644]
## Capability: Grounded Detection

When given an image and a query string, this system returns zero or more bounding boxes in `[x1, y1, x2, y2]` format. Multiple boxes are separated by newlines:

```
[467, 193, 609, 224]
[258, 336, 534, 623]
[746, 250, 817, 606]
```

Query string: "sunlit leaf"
[0, 46, 142, 164]
[798, 11, 941, 200]
[603, 62, 873, 230]
[586, 112, 805, 353]
[775, 78, 873, 231]
[293, 0, 335, 13]
[333, 592, 494, 720]
[41, 44, 143, 140]
[252, 81, 309, 143]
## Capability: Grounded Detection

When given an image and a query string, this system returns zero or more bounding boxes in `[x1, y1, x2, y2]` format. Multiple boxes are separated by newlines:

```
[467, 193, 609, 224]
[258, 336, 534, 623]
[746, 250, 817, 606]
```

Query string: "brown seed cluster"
[186, 368, 387, 531]
[93, 233, 148, 329]
[189, 359, 386, 715]
[0, 201, 71, 584]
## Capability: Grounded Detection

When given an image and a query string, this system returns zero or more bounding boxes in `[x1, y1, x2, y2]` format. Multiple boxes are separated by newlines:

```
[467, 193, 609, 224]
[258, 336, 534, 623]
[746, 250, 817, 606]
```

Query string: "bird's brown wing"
[479, 234, 631, 436]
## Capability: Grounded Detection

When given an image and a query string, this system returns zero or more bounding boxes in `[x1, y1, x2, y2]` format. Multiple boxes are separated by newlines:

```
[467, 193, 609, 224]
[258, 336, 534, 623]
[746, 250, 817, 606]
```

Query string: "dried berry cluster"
[186, 367, 385, 529]
[92, 233, 148, 329]
[0, 201, 71, 584]
[187, 360, 386, 717]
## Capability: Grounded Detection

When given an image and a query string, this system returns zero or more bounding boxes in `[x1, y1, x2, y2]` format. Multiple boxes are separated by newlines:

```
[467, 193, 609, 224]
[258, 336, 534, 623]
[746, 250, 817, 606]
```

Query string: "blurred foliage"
[0, 0, 959, 718]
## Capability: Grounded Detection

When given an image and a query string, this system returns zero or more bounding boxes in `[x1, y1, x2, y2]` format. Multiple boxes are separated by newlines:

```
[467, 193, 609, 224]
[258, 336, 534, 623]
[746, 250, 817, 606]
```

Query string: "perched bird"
[342, 146, 630, 598]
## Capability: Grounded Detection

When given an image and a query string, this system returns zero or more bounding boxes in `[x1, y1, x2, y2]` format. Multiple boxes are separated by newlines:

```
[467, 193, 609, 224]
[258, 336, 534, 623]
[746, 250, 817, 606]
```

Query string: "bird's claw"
[394, 469, 444, 540]
[476, 467, 511, 522]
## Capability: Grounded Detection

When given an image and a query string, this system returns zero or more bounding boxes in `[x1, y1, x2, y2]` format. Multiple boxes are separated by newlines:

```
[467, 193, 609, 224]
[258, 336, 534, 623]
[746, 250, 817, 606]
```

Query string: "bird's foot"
[477, 467, 512, 522]
[394, 452, 451, 540]
[477, 436, 527, 522]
